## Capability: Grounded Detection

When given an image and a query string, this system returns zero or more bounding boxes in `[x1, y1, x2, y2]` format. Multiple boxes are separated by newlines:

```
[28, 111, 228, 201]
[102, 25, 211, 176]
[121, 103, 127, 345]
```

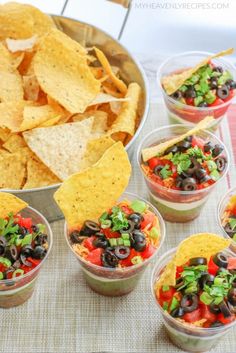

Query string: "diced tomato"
[141, 243, 156, 259]
[102, 228, 120, 239]
[27, 257, 41, 267]
[0, 263, 7, 272]
[159, 286, 176, 300]
[176, 266, 184, 279]
[191, 136, 204, 149]
[148, 157, 161, 170]
[120, 248, 139, 267]
[218, 312, 235, 325]
[83, 236, 96, 251]
[227, 257, 236, 270]
[223, 89, 235, 102]
[6, 271, 13, 279]
[185, 97, 194, 106]
[208, 256, 219, 276]
[15, 215, 32, 230]
[121, 205, 133, 215]
[200, 304, 217, 323]
[229, 205, 236, 216]
[140, 212, 155, 230]
[183, 308, 201, 323]
[209, 97, 224, 107]
[20, 265, 31, 273]
[86, 248, 103, 266]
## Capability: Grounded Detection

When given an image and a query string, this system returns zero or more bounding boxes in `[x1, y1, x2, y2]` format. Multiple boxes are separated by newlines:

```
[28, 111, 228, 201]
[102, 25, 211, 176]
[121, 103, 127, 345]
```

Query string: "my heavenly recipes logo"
[134, 0, 230, 10]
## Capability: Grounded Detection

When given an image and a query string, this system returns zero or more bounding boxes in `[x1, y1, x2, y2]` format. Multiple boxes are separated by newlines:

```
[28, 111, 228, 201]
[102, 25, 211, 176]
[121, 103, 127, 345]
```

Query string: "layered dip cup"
[137, 124, 229, 223]
[151, 234, 236, 352]
[0, 206, 52, 308]
[64, 192, 165, 297]
[218, 186, 236, 253]
[157, 51, 236, 131]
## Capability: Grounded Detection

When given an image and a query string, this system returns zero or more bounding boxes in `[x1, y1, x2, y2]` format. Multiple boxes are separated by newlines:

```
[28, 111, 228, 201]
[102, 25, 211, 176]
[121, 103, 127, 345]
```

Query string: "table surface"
[1, 2, 236, 353]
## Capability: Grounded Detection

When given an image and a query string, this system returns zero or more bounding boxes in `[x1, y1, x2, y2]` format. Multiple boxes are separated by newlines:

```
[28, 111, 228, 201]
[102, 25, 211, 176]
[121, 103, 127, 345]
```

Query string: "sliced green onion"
[232, 234, 236, 242]
[162, 285, 170, 292]
[207, 160, 217, 172]
[0, 272, 3, 280]
[99, 212, 109, 223]
[213, 296, 224, 305]
[117, 238, 124, 246]
[200, 291, 213, 305]
[130, 200, 146, 213]
[15, 237, 22, 246]
[131, 256, 143, 265]
[109, 238, 117, 247]
[0, 257, 11, 267]
[101, 219, 112, 229]
[194, 96, 203, 106]
[185, 282, 198, 294]
[229, 218, 236, 231]
[12, 269, 24, 278]
[21, 233, 32, 246]
[210, 169, 220, 181]
[123, 239, 131, 247]
[162, 301, 169, 311]
[169, 297, 179, 312]
[149, 227, 159, 239]
[205, 91, 216, 104]
[121, 233, 130, 240]
[214, 277, 225, 286]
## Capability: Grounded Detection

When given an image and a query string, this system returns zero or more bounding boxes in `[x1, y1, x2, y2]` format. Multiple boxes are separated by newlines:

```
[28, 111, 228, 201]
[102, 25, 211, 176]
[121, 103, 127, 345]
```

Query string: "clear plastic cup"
[0, 206, 53, 308]
[157, 51, 236, 131]
[64, 192, 166, 297]
[137, 125, 229, 223]
[151, 247, 236, 352]
[218, 186, 236, 253]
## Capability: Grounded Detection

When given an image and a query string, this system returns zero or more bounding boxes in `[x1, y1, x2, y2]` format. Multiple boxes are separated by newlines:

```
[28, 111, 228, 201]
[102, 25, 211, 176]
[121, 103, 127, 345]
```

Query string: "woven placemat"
[1, 101, 236, 353]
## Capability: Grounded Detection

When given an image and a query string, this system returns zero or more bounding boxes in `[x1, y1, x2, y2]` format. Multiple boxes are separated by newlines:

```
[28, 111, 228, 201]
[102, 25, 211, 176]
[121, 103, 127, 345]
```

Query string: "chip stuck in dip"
[54, 143, 165, 296]
[152, 233, 236, 352]
[0, 192, 52, 308]
[0, 3, 143, 190]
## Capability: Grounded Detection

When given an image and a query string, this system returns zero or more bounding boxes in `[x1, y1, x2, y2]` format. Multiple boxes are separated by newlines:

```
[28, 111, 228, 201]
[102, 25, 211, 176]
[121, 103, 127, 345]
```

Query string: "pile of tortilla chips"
[155, 233, 231, 294]
[0, 2, 142, 190]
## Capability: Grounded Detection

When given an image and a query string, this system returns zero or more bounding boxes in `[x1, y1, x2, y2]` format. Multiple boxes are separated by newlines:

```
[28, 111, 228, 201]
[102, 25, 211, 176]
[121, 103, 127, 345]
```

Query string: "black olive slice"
[189, 257, 207, 266]
[210, 321, 224, 328]
[212, 144, 223, 157]
[198, 101, 208, 108]
[171, 90, 182, 100]
[10, 245, 18, 261]
[33, 246, 46, 259]
[177, 140, 192, 152]
[228, 288, 236, 306]
[165, 145, 178, 154]
[199, 273, 215, 289]
[0, 236, 7, 247]
[153, 165, 163, 176]
[130, 230, 146, 252]
[184, 87, 196, 99]
[217, 85, 229, 100]
[93, 237, 109, 249]
[21, 245, 33, 257]
[170, 307, 184, 318]
[101, 250, 118, 268]
[80, 221, 100, 236]
[210, 77, 218, 89]
[213, 66, 223, 73]
[225, 79, 236, 90]
[120, 220, 134, 234]
[0, 245, 5, 256]
[181, 294, 198, 313]
[219, 300, 232, 318]
[199, 174, 211, 184]
[175, 176, 183, 188]
[181, 177, 197, 191]
[215, 157, 226, 172]
[128, 213, 144, 229]
[204, 141, 214, 153]
[20, 254, 32, 267]
[224, 223, 235, 236]
[195, 168, 207, 181]
[70, 230, 81, 243]
[213, 252, 228, 268]
[114, 246, 130, 260]
[209, 303, 221, 314]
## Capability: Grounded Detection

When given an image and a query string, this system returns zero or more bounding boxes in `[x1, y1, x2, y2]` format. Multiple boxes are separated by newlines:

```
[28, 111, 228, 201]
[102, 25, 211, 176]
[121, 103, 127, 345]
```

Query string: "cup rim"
[157, 50, 236, 111]
[151, 246, 236, 333]
[64, 191, 166, 273]
[0, 206, 53, 285]
[137, 124, 230, 196]
[217, 186, 236, 245]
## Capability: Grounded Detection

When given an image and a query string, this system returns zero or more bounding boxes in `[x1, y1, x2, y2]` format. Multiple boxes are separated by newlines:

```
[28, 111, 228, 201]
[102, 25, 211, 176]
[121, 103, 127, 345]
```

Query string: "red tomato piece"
[185, 97, 194, 106]
[209, 97, 224, 107]
[176, 266, 184, 279]
[20, 265, 31, 273]
[208, 256, 219, 276]
[86, 248, 103, 266]
[159, 286, 176, 300]
[0, 263, 7, 273]
[200, 304, 217, 323]
[121, 205, 133, 215]
[83, 236, 96, 251]
[218, 312, 235, 325]
[6, 271, 13, 279]
[102, 228, 120, 239]
[141, 243, 156, 260]
[140, 213, 155, 230]
[120, 248, 139, 267]
[230, 206, 236, 216]
[16, 215, 32, 230]
[148, 157, 161, 170]
[27, 257, 41, 267]
[183, 308, 201, 323]
[191, 136, 204, 149]
[227, 257, 236, 270]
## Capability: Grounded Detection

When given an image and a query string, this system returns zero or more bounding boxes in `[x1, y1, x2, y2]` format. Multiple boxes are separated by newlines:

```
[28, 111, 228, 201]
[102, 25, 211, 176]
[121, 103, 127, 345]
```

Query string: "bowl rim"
[1, 14, 149, 194]
[63, 191, 166, 273]
[157, 50, 236, 111]
[0, 205, 53, 285]
[136, 123, 230, 196]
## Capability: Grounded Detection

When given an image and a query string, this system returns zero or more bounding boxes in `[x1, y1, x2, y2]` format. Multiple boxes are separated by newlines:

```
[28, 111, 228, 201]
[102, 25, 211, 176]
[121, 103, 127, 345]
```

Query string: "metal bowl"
[3, 15, 149, 222]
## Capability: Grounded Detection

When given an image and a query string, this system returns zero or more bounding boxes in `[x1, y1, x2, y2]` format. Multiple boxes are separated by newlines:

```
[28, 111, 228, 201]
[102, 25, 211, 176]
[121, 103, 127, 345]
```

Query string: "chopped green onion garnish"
[123, 239, 131, 247]
[194, 96, 203, 107]
[232, 234, 236, 242]
[169, 297, 179, 312]
[21, 233, 32, 246]
[0, 272, 3, 280]
[149, 227, 159, 239]
[109, 238, 117, 247]
[131, 256, 143, 265]
[229, 218, 236, 231]
[200, 291, 213, 305]
[214, 277, 225, 286]
[205, 91, 216, 104]
[0, 257, 11, 267]
[101, 219, 112, 229]
[12, 269, 24, 278]
[162, 285, 170, 292]
[130, 200, 146, 213]
[210, 169, 220, 181]
[184, 282, 198, 294]
[206, 160, 217, 172]
[117, 238, 124, 246]
[162, 301, 169, 311]
[121, 233, 130, 240]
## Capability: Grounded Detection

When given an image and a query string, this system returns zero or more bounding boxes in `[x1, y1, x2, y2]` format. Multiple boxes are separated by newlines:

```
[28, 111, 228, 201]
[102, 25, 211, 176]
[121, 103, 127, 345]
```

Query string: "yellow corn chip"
[0, 128, 11, 142]
[0, 101, 26, 131]
[3, 134, 27, 152]
[33, 28, 100, 113]
[72, 110, 108, 136]
[0, 71, 23, 102]
[6, 35, 37, 53]
[142, 116, 214, 162]
[0, 192, 28, 218]
[0, 148, 10, 157]
[54, 142, 131, 227]
[23, 74, 40, 101]
[0, 152, 26, 189]
[162, 48, 234, 95]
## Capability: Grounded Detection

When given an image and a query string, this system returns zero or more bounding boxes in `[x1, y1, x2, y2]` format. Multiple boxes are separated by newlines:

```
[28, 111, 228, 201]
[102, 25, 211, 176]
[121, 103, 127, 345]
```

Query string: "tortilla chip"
[0, 71, 23, 102]
[155, 260, 176, 294]
[0, 128, 11, 142]
[0, 101, 26, 131]
[89, 93, 129, 106]
[54, 142, 131, 227]
[72, 110, 108, 136]
[162, 48, 234, 95]
[23, 74, 40, 101]
[108, 82, 141, 142]
[0, 148, 10, 157]
[0, 42, 23, 71]
[3, 134, 27, 152]
[94, 47, 127, 94]
[0, 192, 28, 218]
[23, 118, 94, 180]
[142, 116, 214, 162]
[33, 28, 100, 113]
[18, 50, 35, 75]
[79, 136, 115, 170]
[23, 158, 61, 189]
[175, 233, 231, 266]
[6, 35, 37, 53]
[0, 152, 26, 189]
[0, 2, 55, 40]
